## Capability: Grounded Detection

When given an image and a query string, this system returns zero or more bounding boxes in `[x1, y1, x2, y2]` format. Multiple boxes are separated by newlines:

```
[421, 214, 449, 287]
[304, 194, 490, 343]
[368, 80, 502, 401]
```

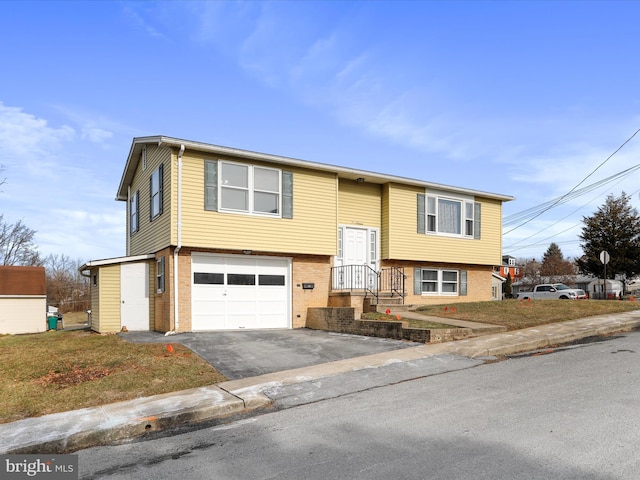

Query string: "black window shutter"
[282, 171, 293, 219]
[149, 175, 153, 221]
[158, 163, 164, 215]
[417, 193, 425, 234]
[205, 160, 218, 211]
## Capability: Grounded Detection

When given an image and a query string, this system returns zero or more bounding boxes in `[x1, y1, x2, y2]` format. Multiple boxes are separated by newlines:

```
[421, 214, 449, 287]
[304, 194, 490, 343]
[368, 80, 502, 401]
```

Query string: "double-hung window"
[156, 257, 165, 293]
[150, 164, 164, 220]
[206, 160, 293, 217]
[418, 192, 479, 239]
[415, 268, 467, 296]
[220, 162, 280, 215]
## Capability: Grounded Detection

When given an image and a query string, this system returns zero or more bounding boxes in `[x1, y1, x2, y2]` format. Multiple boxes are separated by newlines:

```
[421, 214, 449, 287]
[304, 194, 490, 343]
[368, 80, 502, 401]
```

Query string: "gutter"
[173, 144, 185, 332]
[127, 185, 131, 256]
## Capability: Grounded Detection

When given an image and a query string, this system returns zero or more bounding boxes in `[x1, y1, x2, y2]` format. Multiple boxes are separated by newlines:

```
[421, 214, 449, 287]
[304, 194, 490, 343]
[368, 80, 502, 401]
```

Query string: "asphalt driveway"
[119, 329, 420, 380]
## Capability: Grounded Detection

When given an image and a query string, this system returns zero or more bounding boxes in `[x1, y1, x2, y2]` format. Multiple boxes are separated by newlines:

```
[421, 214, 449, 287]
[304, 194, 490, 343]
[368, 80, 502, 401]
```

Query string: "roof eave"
[115, 136, 515, 203]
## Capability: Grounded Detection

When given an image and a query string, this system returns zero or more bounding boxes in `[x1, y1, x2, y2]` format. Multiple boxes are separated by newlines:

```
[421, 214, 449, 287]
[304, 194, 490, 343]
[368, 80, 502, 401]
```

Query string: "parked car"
[516, 284, 587, 300]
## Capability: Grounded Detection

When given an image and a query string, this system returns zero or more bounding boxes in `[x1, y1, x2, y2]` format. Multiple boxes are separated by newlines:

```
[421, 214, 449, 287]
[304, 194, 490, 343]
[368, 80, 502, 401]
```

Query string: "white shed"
[587, 279, 623, 300]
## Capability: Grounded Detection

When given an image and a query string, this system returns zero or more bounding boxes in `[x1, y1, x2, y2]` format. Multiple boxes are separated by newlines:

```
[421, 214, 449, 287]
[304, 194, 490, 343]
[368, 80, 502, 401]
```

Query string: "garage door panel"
[191, 254, 290, 331]
[227, 313, 258, 329]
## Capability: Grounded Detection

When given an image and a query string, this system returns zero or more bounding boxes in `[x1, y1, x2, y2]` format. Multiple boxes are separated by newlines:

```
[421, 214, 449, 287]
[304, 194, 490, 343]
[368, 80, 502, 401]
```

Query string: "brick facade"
[155, 247, 334, 332]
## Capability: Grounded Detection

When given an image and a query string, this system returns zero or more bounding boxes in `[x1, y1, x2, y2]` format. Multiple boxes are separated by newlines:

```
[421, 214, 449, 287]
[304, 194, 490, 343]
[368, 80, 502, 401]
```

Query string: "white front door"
[344, 227, 368, 265]
[335, 226, 379, 289]
[120, 262, 149, 331]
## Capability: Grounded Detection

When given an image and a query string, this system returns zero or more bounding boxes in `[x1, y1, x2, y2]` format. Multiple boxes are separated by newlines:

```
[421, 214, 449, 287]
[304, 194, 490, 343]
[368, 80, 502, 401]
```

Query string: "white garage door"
[192, 253, 291, 330]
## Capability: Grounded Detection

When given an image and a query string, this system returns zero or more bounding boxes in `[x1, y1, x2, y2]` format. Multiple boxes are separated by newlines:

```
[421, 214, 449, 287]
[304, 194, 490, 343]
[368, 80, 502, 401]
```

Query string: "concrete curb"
[2, 311, 640, 454]
[0, 385, 270, 454]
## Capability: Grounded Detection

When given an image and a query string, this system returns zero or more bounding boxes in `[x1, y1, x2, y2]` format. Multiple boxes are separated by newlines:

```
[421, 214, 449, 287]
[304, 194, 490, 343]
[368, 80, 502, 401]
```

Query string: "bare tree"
[0, 215, 41, 266]
[517, 257, 542, 287]
[44, 254, 90, 312]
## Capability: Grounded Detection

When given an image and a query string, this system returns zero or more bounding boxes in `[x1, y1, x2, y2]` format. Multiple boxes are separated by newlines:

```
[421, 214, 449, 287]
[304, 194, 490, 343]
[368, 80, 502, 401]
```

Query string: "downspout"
[173, 144, 185, 332]
[127, 186, 131, 256]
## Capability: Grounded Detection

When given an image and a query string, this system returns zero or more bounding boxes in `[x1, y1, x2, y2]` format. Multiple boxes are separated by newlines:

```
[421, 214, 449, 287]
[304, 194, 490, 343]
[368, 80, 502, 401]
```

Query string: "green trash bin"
[47, 315, 58, 331]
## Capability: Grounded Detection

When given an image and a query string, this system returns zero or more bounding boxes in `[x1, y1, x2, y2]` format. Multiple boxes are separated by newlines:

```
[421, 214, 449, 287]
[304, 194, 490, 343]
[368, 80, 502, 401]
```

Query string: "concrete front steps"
[386, 309, 508, 336]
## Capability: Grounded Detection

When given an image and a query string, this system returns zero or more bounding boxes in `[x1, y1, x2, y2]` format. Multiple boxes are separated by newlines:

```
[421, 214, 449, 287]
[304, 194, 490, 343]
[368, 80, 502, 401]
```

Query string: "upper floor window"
[130, 190, 139, 234]
[220, 163, 280, 214]
[150, 164, 164, 220]
[418, 192, 480, 239]
[205, 160, 293, 218]
[508, 257, 516, 266]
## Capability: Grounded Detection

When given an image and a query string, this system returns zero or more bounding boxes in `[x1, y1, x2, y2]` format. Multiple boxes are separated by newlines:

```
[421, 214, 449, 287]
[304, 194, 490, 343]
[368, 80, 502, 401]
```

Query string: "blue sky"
[1, 1, 640, 263]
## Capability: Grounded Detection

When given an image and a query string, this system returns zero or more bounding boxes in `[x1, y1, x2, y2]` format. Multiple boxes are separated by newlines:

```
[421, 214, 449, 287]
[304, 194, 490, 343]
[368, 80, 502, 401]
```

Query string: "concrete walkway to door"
[119, 329, 420, 380]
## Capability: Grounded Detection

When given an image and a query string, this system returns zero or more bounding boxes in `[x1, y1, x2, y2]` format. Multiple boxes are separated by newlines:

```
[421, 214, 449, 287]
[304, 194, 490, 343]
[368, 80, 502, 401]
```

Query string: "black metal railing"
[331, 265, 406, 303]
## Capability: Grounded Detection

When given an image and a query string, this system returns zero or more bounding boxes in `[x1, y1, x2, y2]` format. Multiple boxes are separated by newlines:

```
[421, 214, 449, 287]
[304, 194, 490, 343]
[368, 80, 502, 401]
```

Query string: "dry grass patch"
[416, 299, 640, 330]
[0, 329, 226, 424]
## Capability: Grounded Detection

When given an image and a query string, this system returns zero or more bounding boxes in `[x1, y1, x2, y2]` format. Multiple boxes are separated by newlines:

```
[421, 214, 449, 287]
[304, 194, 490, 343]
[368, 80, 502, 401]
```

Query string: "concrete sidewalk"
[2, 310, 640, 454]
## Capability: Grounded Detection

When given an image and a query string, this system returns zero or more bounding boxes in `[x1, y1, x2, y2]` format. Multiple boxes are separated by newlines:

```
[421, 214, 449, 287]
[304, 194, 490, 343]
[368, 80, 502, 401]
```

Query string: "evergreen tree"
[577, 193, 640, 279]
[504, 272, 513, 298]
[540, 242, 575, 281]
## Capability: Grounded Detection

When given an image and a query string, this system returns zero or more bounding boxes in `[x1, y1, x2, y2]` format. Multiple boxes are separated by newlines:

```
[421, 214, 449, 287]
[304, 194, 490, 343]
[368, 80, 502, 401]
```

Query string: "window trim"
[426, 194, 474, 238]
[418, 192, 479, 239]
[415, 268, 460, 296]
[219, 160, 282, 217]
[156, 257, 165, 294]
[149, 164, 164, 221]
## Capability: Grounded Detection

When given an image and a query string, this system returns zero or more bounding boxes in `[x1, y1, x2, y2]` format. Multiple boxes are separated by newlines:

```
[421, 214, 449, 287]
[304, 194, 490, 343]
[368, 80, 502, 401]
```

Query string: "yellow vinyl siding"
[386, 184, 502, 265]
[129, 145, 172, 256]
[381, 184, 391, 259]
[97, 264, 120, 333]
[338, 179, 382, 228]
[180, 154, 337, 255]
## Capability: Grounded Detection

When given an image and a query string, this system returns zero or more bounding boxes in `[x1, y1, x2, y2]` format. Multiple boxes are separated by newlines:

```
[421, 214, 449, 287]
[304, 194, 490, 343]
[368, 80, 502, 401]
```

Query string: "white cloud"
[0, 102, 126, 260]
[0, 102, 75, 158]
[122, 4, 166, 39]
[82, 127, 113, 143]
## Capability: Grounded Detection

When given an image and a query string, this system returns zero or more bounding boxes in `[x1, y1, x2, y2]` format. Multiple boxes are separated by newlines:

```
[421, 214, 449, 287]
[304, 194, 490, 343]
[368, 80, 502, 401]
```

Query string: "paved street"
[77, 330, 640, 480]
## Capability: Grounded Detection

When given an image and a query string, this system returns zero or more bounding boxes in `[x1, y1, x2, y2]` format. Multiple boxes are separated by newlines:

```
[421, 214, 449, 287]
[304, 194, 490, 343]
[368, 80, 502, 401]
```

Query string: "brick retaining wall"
[307, 307, 472, 343]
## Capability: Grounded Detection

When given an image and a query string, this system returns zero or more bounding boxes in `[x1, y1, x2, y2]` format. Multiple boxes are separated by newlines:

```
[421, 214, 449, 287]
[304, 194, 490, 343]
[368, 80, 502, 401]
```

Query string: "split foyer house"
[81, 136, 514, 333]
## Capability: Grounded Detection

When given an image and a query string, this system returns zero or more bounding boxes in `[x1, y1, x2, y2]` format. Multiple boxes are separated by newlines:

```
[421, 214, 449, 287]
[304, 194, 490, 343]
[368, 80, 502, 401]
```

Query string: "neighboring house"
[81, 136, 514, 333]
[495, 255, 523, 281]
[491, 272, 506, 301]
[0, 266, 47, 334]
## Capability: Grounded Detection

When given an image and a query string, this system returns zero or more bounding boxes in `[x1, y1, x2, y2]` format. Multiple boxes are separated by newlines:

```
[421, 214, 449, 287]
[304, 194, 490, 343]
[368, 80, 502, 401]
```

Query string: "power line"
[503, 163, 640, 226]
[504, 177, 640, 252]
[503, 127, 640, 235]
